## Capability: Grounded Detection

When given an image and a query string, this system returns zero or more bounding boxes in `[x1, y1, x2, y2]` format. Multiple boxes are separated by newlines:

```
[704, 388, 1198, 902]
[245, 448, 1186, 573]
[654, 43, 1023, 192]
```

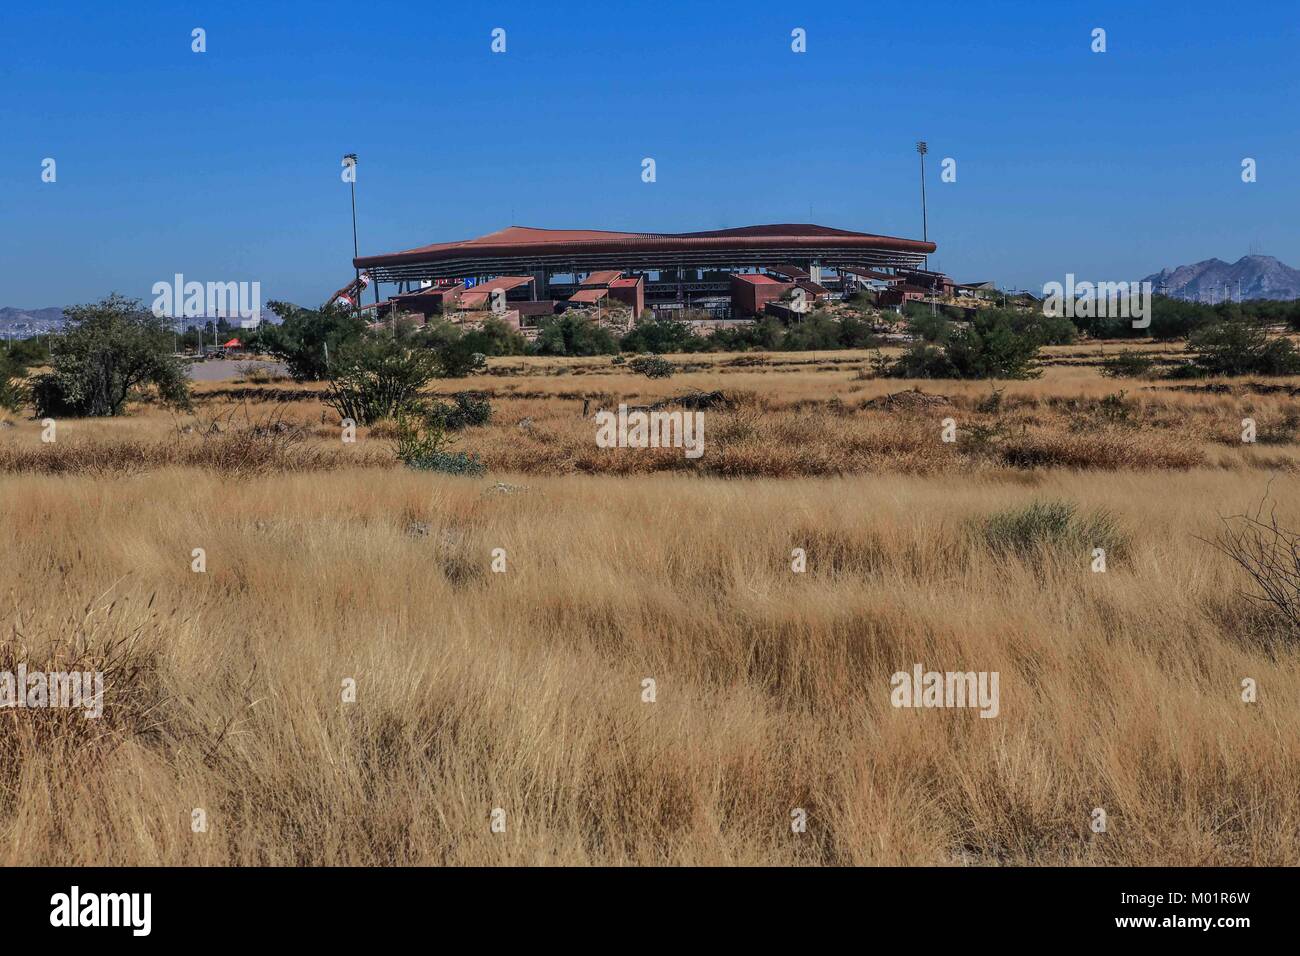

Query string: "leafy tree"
[835, 312, 882, 349]
[31, 294, 190, 417]
[1148, 297, 1218, 341]
[259, 301, 367, 381]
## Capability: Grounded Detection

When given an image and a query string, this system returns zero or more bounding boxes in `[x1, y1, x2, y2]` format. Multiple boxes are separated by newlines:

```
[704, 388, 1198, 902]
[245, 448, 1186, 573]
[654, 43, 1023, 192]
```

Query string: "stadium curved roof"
[355, 224, 935, 282]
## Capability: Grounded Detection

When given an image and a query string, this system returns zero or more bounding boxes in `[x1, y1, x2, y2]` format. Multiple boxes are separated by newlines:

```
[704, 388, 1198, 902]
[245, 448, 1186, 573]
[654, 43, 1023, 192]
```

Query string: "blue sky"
[2, 0, 1296, 307]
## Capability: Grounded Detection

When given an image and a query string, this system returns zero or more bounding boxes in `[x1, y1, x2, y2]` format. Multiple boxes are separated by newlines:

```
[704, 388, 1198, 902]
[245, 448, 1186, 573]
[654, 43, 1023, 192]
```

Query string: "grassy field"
[1, 342, 1298, 865]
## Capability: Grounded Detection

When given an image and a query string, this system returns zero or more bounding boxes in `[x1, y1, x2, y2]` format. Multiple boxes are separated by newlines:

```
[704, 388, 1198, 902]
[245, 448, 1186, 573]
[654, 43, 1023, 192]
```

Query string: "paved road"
[186, 359, 289, 382]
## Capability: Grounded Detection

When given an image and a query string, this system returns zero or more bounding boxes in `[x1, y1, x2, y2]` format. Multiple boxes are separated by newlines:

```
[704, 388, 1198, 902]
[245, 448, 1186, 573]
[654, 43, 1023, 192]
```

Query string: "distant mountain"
[1143, 255, 1300, 302]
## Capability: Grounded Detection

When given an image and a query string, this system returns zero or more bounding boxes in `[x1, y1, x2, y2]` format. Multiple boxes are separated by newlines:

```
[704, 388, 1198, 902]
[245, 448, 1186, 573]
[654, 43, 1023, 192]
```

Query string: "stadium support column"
[533, 268, 546, 301]
[809, 263, 822, 285]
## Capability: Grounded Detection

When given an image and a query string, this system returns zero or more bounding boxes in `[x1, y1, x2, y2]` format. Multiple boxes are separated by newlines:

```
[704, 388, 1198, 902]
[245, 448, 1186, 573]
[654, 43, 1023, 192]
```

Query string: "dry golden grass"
[3, 349, 1299, 479]
[1, 347, 1297, 865]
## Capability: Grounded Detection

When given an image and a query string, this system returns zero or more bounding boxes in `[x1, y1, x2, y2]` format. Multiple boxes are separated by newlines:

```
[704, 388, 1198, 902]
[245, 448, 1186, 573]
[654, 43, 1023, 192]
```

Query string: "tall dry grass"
[1, 468, 1296, 865]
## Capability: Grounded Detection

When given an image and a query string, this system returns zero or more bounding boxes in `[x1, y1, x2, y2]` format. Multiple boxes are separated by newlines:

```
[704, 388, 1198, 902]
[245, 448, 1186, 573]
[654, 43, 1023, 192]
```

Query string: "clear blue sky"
[2, 0, 1296, 307]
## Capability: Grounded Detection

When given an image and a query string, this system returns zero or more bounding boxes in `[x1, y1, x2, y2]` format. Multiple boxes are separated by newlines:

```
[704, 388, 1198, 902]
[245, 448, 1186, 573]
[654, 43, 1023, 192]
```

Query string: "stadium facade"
[346, 223, 942, 323]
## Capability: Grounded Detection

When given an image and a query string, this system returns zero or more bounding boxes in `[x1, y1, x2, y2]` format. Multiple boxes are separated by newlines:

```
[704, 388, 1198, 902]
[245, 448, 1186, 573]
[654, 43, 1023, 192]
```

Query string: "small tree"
[31, 294, 189, 417]
[260, 301, 368, 381]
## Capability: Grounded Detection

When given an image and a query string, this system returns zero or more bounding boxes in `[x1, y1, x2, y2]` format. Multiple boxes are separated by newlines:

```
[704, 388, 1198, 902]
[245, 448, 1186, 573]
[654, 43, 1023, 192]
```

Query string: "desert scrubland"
[1, 344, 1297, 864]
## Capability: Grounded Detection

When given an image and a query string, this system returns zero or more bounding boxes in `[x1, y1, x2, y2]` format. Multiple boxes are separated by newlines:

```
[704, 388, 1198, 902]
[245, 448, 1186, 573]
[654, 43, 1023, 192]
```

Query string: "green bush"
[535, 314, 619, 356]
[620, 315, 694, 354]
[883, 343, 958, 378]
[1010, 309, 1076, 346]
[978, 501, 1127, 562]
[945, 311, 1043, 379]
[905, 309, 953, 343]
[324, 333, 442, 425]
[0, 352, 29, 413]
[1100, 352, 1157, 378]
[393, 407, 485, 476]
[427, 392, 492, 430]
[628, 354, 674, 378]
[3, 337, 50, 368]
[1186, 321, 1300, 377]
[883, 311, 1041, 380]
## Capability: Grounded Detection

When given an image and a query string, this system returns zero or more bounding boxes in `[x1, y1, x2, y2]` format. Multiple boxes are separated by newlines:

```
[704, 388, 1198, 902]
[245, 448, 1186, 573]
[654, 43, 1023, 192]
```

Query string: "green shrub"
[1101, 352, 1156, 378]
[628, 355, 674, 378]
[393, 407, 485, 476]
[882, 311, 1041, 380]
[535, 314, 619, 356]
[905, 310, 953, 344]
[978, 501, 1127, 561]
[0, 353, 29, 413]
[428, 392, 492, 430]
[403, 449, 486, 476]
[1186, 321, 1300, 377]
[324, 334, 441, 425]
[883, 342, 958, 378]
[620, 315, 694, 354]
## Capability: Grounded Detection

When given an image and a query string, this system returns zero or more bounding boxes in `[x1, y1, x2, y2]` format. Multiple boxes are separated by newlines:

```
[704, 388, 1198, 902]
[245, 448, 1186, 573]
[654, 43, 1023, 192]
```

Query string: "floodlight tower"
[344, 153, 360, 314]
[916, 141, 929, 268]
[916, 141, 935, 312]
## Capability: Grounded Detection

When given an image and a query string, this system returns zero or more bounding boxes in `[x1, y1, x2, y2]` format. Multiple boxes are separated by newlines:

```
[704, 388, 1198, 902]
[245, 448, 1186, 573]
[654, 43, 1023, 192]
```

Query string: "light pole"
[916, 141, 933, 312]
[344, 153, 359, 314]
[916, 140, 929, 264]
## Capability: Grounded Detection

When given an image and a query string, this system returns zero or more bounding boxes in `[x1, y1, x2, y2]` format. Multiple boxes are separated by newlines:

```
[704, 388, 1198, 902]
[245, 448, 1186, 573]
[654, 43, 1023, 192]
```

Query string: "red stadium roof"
[356, 223, 935, 276]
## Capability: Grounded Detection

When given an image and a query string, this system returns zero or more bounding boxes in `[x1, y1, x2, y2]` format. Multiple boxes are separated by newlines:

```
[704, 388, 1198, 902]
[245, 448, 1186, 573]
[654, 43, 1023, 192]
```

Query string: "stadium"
[347, 223, 945, 323]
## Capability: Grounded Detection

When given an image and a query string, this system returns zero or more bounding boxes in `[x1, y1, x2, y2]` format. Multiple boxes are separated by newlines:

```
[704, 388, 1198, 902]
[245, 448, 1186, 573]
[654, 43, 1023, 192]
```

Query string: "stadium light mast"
[916, 141, 929, 267]
[916, 141, 935, 312]
[344, 153, 360, 315]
